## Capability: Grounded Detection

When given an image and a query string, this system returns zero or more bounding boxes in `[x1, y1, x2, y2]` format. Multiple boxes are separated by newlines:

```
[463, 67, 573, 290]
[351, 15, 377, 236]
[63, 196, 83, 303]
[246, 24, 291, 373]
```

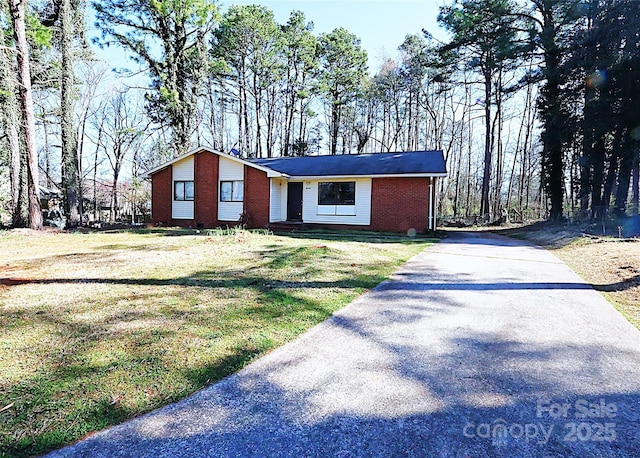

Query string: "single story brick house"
[142, 147, 447, 233]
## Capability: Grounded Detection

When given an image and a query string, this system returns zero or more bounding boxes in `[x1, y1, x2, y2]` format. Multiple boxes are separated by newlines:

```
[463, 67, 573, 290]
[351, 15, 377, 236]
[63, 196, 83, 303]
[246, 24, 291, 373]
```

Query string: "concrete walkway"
[47, 232, 640, 457]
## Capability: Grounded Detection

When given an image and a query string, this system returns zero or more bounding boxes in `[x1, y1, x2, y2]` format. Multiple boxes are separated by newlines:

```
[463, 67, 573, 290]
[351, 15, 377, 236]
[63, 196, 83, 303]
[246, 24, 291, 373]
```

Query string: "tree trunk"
[61, 0, 81, 227]
[219, 81, 225, 150]
[538, 2, 565, 221]
[242, 75, 251, 157]
[580, 102, 593, 215]
[602, 152, 617, 215]
[603, 129, 625, 214]
[93, 142, 99, 222]
[0, 31, 27, 226]
[283, 64, 294, 156]
[590, 138, 606, 219]
[110, 163, 120, 223]
[480, 67, 493, 223]
[8, 116, 26, 227]
[465, 82, 473, 218]
[632, 147, 639, 215]
[330, 97, 340, 155]
[237, 76, 244, 154]
[614, 141, 634, 216]
[580, 8, 597, 217]
[43, 119, 52, 188]
[542, 70, 565, 220]
[492, 75, 503, 220]
[10, 0, 42, 230]
[253, 73, 263, 158]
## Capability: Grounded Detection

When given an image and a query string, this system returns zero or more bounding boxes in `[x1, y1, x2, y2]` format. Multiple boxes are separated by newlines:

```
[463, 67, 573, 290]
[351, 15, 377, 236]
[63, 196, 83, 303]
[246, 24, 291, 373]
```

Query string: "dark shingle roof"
[249, 151, 446, 177]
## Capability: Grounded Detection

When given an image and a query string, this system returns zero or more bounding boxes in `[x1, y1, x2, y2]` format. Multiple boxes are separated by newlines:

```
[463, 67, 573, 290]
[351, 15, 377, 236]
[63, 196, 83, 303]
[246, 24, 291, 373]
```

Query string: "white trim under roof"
[139, 146, 285, 179]
[285, 173, 447, 181]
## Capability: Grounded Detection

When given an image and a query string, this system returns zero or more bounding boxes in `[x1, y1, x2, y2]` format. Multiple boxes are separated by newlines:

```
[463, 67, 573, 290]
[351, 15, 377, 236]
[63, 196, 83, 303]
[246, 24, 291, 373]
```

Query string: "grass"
[493, 223, 640, 331]
[0, 228, 432, 457]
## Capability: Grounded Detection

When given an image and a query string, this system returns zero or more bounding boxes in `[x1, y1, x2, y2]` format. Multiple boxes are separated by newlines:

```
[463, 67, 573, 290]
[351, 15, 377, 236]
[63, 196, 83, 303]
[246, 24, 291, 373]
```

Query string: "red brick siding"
[370, 177, 431, 233]
[151, 166, 172, 225]
[244, 166, 270, 228]
[195, 152, 219, 227]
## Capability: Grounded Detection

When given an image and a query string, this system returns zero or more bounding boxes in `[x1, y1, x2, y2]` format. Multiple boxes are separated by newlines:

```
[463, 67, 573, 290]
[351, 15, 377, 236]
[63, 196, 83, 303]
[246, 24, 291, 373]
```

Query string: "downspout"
[428, 178, 434, 231]
[434, 177, 438, 231]
[193, 153, 197, 225]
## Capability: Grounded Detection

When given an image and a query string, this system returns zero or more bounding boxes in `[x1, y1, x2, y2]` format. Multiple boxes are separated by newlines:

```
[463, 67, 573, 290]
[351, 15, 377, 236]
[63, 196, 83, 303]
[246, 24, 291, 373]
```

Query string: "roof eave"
[283, 172, 447, 180]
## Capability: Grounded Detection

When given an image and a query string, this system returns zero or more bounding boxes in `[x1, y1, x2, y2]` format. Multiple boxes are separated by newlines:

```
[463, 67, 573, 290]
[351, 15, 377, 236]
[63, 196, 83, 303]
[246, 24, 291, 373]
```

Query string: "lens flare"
[586, 69, 607, 88]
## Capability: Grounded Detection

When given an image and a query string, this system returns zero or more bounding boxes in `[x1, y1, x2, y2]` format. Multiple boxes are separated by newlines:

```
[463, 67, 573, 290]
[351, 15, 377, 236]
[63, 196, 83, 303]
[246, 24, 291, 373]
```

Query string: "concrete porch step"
[268, 221, 307, 232]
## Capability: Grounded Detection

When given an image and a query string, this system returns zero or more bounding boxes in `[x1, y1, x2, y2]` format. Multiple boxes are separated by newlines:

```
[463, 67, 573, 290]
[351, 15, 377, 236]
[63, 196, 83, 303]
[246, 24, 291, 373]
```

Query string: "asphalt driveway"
[47, 231, 640, 457]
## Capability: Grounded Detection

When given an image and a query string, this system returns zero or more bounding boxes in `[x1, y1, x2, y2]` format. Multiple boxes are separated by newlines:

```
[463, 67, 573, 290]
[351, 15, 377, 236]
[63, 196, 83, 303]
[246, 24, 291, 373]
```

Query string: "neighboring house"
[142, 147, 447, 233]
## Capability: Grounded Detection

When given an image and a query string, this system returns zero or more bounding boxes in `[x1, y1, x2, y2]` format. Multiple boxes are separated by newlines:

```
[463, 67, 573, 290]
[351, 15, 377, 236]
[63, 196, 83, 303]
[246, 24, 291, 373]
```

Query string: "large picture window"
[318, 182, 356, 205]
[220, 180, 244, 202]
[174, 181, 194, 201]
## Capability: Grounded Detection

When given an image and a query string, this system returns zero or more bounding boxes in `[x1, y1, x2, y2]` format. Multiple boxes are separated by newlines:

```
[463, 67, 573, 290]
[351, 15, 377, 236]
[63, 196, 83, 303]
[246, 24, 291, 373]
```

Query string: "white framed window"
[220, 180, 244, 202]
[318, 181, 356, 205]
[174, 181, 194, 201]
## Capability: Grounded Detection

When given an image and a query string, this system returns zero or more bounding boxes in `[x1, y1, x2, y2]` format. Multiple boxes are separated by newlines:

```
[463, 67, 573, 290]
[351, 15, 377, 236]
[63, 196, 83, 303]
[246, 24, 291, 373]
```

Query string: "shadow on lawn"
[3, 274, 638, 293]
[0, 275, 385, 290]
[592, 274, 640, 292]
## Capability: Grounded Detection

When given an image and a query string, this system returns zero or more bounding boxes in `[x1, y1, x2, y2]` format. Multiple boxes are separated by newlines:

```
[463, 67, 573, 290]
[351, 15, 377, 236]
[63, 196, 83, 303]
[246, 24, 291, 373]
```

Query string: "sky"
[224, 0, 448, 71]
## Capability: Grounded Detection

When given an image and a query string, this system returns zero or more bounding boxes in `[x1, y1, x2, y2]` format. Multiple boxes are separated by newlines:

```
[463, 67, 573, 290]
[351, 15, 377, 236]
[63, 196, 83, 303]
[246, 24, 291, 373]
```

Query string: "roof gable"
[140, 146, 282, 178]
[249, 151, 447, 178]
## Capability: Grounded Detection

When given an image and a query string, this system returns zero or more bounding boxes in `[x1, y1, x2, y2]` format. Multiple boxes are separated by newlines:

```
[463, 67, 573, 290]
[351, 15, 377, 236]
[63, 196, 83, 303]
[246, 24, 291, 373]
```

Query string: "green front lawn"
[0, 228, 432, 457]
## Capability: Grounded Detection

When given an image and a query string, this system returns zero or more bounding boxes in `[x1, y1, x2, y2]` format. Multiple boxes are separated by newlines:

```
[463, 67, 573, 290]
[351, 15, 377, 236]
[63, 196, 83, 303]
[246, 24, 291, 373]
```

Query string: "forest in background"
[0, 0, 639, 229]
